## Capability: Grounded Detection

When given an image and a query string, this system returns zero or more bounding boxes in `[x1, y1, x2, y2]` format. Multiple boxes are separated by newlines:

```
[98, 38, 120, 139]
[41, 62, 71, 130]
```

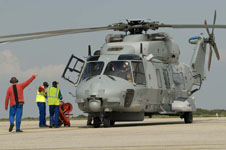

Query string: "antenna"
[88, 45, 92, 56]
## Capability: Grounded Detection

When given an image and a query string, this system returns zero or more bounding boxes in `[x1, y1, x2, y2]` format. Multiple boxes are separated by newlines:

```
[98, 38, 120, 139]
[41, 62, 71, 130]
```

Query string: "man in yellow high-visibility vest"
[47, 81, 63, 128]
[36, 82, 49, 127]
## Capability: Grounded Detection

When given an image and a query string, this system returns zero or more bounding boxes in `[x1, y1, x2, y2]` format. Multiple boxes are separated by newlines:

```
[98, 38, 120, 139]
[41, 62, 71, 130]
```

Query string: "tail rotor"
[204, 10, 220, 71]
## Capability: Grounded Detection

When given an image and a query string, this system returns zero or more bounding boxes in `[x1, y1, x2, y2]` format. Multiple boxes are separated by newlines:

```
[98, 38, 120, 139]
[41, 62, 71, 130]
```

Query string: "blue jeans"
[49, 105, 59, 127]
[9, 103, 23, 130]
[37, 102, 46, 127]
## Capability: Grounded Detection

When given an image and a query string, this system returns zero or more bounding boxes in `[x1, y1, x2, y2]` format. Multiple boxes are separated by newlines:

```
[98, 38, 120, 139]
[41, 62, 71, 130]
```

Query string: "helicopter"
[0, 11, 226, 128]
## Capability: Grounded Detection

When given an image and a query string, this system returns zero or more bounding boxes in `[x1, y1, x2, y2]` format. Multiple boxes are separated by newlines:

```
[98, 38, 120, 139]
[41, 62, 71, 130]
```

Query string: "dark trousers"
[9, 103, 23, 130]
[37, 102, 46, 127]
[49, 105, 59, 127]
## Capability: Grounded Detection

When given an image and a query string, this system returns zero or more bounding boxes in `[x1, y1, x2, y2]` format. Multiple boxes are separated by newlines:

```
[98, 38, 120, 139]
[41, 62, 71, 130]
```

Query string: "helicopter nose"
[76, 75, 134, 112]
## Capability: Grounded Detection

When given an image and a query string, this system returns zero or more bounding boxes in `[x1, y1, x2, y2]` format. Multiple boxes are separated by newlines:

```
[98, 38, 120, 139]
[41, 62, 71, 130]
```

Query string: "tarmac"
[0, 117, 226, 150]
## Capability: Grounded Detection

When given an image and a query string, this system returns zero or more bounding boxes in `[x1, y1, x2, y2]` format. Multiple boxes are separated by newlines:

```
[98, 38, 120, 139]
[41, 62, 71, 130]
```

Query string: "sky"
[0, 0, 226, 119]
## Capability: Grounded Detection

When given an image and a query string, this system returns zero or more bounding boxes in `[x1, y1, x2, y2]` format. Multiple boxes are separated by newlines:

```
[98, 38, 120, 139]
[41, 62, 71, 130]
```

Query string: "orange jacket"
[5, 75, 36, 110]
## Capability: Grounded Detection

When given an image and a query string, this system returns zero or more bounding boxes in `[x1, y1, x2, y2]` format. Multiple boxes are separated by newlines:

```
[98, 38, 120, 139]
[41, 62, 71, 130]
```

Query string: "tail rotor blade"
[208, 46, 213, 71]
[212, 10, 217, 34]
[204, 20, 211, 36]
[211, 42, 220, 60]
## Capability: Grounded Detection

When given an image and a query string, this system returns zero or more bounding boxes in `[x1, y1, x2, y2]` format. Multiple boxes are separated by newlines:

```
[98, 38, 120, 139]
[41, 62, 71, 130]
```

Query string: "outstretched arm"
[20, 73, 38, 89]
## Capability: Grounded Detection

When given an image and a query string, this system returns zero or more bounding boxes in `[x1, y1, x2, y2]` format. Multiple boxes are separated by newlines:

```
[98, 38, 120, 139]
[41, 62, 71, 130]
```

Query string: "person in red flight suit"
[5, 73, 38, 132]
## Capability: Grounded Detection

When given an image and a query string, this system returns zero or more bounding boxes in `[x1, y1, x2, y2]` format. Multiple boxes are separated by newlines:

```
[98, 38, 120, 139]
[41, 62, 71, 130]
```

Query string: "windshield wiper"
[106, 75, 116, 81]
[86, 76, 94, 81]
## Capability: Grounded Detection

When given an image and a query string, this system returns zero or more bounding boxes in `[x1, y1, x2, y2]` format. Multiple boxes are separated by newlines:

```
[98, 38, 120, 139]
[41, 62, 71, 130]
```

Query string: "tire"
[184, 112, 193, 124]
[93, 117, 101, 128]
[103, 118, 111, 127]
[110, 120, 115, 126]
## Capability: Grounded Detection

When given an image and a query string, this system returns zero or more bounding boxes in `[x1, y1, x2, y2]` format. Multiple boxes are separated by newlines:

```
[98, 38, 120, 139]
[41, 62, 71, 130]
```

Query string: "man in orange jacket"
[5, 73, 37, 132]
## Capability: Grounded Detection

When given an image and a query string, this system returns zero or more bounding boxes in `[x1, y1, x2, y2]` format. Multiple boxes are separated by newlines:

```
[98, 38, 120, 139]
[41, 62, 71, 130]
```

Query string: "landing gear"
[110, 120, 115, 126]
[88, 113, 115, 128]
[103, 117, 111, 127]
[184, 112, 193, 123]
[87, 113, 93, 126]
[93, 117, 101, 128]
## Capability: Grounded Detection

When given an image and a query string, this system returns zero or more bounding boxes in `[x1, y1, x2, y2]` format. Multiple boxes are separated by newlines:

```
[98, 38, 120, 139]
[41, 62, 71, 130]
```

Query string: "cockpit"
[80, 54, 146, 85]
[104, 61, 132, 82]
[80, 61, 104, 81]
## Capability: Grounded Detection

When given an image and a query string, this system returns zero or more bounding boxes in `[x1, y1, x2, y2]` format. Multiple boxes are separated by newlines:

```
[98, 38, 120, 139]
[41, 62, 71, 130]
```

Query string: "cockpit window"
[104, 61, 132, 82]
[131, 61, 146, 85]
[80, 62, 104, 80]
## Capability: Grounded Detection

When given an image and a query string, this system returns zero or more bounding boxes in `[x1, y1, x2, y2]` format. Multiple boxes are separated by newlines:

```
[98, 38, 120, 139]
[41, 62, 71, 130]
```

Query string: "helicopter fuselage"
[63, 33, 204, 127]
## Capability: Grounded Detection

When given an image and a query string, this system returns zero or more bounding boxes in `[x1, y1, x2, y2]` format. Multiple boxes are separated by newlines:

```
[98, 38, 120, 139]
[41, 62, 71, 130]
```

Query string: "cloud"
[0, 50, 65, 79]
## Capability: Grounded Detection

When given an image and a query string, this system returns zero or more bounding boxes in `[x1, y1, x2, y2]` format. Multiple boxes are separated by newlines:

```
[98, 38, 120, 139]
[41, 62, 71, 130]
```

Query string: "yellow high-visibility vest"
[36, 90, 46, 103]
[47, 87, 60, 105]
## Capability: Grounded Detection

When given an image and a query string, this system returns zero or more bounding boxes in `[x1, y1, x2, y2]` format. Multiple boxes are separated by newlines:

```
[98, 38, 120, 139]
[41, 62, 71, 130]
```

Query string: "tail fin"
[190, 36, 207, 84]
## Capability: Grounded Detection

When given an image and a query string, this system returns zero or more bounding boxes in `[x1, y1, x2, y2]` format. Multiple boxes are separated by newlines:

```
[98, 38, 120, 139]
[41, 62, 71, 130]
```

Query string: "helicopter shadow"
[78, 120, 185, 128]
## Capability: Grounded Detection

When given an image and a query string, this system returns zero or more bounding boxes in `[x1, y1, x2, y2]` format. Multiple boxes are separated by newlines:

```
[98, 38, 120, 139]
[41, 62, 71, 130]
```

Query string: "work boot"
[40, 125, 49, 128]
[16, 129, 23, 132]
[9, 123, 14, 132]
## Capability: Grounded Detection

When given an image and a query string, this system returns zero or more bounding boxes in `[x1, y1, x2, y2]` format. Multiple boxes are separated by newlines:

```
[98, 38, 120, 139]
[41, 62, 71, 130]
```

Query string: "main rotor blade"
[208, 46, 213, 71]
[157, 24, 226, 29]
[0, 27, 112, 43]
[0, 33, 67, 44]
[0, 26, 111, 39]
[0, 26, 115, 44]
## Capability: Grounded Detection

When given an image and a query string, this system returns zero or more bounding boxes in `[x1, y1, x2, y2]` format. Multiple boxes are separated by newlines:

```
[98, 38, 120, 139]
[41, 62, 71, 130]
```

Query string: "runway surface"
[0, 117, 226, 150]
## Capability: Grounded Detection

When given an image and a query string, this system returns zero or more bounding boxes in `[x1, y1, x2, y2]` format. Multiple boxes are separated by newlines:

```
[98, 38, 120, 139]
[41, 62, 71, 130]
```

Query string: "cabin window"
[163, 69, 170, 89]
[173, 72, 185, 89]
[80, 62, 104, 80]
[156, 69, 162, 88]
[131, 61, 146, 85]
[104, 61, 132, 82]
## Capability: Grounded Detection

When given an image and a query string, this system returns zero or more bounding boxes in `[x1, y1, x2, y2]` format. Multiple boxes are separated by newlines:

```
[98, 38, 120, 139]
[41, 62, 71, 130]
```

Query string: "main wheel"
[103, 117, 111, 127]
[110, 120, 115, 126]
[184, 112, 193, 123]
[93, 117, 101, 128]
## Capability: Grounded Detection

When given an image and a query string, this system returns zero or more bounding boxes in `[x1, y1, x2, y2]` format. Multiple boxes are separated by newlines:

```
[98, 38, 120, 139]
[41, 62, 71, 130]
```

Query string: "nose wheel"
[88, 113, 115, 128]
[184, 112, 193, 123]
[93, 117, 101, 128]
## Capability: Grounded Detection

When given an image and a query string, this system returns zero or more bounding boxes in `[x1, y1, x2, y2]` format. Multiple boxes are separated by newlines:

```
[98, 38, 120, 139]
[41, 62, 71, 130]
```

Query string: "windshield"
[104, 61, 132, 82]
[81, 62, 104, 80]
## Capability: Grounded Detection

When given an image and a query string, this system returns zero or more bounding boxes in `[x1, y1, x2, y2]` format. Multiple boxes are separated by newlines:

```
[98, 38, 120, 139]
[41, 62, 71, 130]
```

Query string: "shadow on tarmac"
[78, 120, 186, 128]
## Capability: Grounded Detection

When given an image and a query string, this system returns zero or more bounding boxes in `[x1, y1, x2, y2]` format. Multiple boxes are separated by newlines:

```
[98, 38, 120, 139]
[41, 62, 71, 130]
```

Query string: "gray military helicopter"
[0, 11, 226, 127]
